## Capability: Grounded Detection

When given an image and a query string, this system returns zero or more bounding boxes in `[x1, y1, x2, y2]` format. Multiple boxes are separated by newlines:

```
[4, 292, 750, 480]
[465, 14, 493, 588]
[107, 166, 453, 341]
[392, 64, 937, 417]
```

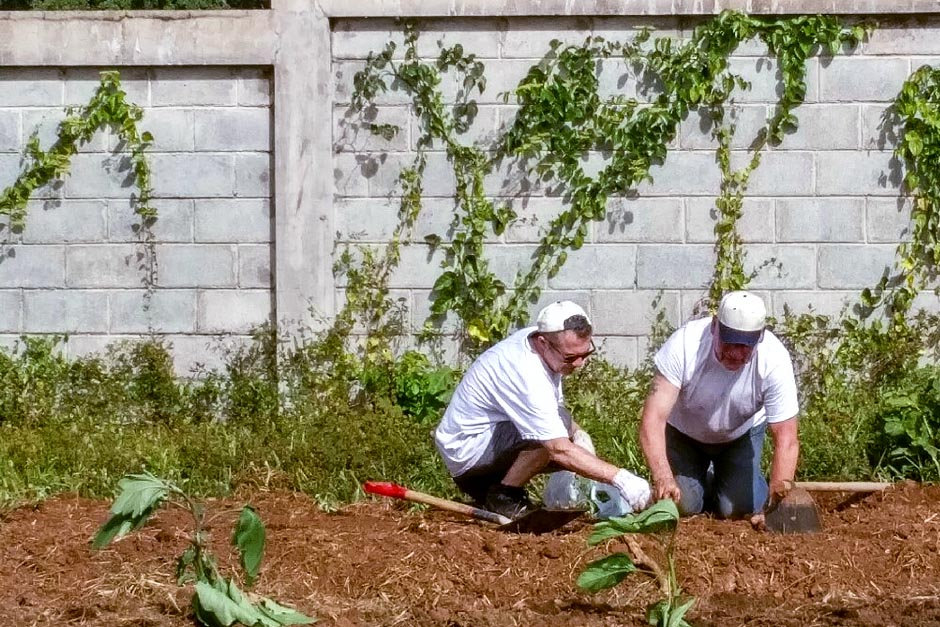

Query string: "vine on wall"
[349, 12, 867, 353]
[862, 64, 940, 321]
[0, 70, 158, 303]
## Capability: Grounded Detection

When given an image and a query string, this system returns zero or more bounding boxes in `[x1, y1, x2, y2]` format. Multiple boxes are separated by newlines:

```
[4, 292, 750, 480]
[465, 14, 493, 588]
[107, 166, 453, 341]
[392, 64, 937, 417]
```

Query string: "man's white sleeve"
[653, 327, 685, 389]
[763, 354, 799, 423]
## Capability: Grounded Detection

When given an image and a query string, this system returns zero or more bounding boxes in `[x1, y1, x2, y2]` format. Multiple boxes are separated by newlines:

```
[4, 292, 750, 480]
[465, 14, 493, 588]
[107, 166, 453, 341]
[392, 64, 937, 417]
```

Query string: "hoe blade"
[764, 487, 822, 534]
[499, 507, 586, 534]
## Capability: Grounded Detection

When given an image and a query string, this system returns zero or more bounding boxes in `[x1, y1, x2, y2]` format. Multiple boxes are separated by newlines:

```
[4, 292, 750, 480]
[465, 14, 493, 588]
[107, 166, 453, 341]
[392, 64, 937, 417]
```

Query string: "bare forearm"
[546, 441, 620, 484]
[640, 414, 673, 483]
[769, 437, 799, 485]
[768, 418, 800, 487]
[638, 373, 682, 501]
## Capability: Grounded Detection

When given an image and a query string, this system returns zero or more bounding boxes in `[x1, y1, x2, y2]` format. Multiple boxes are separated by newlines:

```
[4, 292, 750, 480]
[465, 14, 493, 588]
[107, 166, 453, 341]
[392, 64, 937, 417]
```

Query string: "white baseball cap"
[717, 291, 766, 346]
[536, 300, 591, 333]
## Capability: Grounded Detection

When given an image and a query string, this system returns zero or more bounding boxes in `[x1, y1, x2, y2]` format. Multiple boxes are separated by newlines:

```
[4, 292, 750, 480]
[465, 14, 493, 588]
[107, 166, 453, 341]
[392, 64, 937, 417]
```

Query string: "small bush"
[360, 350, 457, 426]
[870, 368, 940, 481]
[777, 308, 940, 481]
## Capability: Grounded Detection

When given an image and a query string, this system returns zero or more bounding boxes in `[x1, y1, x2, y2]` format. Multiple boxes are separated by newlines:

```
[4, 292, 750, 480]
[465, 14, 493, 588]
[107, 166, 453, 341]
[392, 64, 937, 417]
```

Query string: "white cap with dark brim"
[717, 291, 766, 346]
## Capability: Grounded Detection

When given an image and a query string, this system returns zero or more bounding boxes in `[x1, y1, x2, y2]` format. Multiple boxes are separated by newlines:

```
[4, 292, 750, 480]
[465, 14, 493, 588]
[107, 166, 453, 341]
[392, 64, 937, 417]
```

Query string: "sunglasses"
[543, 337, 597, 364]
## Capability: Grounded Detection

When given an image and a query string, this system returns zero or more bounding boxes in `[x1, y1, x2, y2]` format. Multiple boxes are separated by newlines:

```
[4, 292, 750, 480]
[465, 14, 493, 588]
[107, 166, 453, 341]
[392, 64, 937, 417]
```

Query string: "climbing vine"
[861, 64, 940, 321]
[350, 12, 867, 353]
[772, 63, 940, 483]
[0, 70, 158, 301]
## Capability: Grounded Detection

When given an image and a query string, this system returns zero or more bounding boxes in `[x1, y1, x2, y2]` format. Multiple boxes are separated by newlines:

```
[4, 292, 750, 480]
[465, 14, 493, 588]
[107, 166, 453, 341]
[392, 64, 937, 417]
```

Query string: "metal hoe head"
[499, 507, 586, 534]
[763, 486, 823, 534]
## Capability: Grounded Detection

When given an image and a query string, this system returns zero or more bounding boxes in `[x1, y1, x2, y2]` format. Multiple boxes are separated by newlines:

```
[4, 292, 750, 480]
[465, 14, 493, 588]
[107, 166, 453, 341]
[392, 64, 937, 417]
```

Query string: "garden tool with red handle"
[363, 481, 585, 534]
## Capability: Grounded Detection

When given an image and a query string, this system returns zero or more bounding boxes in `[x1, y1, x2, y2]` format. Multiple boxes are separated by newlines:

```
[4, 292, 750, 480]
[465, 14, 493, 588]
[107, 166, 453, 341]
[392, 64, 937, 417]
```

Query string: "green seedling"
[577, 499, 694, 627]
[93, 471, 314, 627]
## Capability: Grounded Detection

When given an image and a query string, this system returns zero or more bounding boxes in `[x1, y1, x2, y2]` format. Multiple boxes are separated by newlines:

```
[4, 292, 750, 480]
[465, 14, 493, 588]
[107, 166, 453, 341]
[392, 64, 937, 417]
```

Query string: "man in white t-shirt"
[639, 291, 799, 522]
[434, 300, 652, 520]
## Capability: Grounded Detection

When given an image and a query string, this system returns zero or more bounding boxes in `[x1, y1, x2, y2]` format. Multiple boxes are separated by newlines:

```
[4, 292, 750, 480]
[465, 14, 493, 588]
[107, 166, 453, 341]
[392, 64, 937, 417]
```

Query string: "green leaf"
[576, 553, 636, 592]
[233, 506, 266, 586]
[256, 597, 317, 625]
[585, 522, 629, 545]
[92, 515, 136, 549]
[193, 579, 264, 627]
[588, 499, 679, 545]
[176, 545, 197, 584]
[110, 472, 171, 518]
[92, 472, 171, 548]
[647, 599, 669, 626]
[667, 597, 696, 627]
[467, 319, 490, 342]
[906, 129, 924, 156]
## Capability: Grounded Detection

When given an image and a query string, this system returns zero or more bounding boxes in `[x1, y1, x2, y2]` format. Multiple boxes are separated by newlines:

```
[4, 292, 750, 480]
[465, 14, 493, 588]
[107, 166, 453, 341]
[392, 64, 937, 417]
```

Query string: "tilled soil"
[0, 481, 938, 626]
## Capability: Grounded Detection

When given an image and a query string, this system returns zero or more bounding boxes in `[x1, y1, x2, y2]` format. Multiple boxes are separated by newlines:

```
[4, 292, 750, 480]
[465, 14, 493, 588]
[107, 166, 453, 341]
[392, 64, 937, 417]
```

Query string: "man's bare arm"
[540, 437, 621, 483]
[639, 372, 681, 500]
[767, 416, 799, 498]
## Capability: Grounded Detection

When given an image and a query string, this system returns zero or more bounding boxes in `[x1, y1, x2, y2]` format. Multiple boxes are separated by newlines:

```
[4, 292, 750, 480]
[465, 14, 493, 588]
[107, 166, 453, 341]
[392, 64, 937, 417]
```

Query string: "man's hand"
[749, 512, 766, 530]
[767, 478, 791, 510]
[653, 475, 682, 502]
[612, 469, 652, 512]
[750, 479, 792, 531]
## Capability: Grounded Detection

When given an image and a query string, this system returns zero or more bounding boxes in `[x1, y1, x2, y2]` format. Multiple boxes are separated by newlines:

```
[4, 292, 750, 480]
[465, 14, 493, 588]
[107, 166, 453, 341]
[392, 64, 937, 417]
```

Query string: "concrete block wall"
[331, 15, 939, 367]
[0, 67, 273, 373]
[2, 6, 938, 372]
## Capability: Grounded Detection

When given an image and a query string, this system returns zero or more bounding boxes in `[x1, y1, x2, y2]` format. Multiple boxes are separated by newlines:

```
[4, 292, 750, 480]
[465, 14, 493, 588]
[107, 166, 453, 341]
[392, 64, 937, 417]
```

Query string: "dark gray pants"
[452, 421, 545, 504]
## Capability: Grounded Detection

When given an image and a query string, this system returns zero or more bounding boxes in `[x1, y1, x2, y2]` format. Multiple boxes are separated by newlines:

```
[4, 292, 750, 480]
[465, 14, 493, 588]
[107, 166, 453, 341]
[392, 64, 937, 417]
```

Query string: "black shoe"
[484, 484, 535, 520]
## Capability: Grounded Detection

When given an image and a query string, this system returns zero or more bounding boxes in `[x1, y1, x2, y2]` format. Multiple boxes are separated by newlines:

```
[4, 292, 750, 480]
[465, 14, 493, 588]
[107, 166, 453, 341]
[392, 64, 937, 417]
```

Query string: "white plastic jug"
[542, 471, 632, 518]
[589, 481, 631, 519]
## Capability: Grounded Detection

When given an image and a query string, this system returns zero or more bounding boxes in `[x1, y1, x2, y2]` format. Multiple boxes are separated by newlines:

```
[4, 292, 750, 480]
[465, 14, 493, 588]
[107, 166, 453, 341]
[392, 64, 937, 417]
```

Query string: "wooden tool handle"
[363, 481, 511, 525]
[790, 481, 892, 492]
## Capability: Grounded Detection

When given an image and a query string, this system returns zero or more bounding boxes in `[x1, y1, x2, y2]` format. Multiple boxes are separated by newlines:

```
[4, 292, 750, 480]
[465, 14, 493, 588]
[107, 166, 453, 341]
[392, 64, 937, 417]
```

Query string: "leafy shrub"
[108, 340, 192, 424]
[0, 336, 72, 426]
[776, 308, 940, 481]
[360, 350, 457, 426]
[870, 368, 940, 481]
[211, 325, 281, 425]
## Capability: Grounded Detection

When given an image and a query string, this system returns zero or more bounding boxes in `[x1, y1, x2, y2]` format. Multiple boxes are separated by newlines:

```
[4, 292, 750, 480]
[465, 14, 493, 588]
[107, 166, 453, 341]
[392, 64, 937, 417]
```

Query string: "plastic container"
[542, 471, 632, 518]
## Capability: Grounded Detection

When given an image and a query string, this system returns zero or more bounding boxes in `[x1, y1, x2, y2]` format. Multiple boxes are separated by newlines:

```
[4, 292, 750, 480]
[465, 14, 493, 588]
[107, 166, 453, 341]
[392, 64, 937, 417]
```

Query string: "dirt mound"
[1, 483, 938, 626]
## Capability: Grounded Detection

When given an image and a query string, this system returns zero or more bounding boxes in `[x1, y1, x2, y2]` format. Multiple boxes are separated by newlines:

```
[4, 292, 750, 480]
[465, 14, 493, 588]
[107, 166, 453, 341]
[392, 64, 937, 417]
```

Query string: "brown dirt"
[1, 481, 938, 626]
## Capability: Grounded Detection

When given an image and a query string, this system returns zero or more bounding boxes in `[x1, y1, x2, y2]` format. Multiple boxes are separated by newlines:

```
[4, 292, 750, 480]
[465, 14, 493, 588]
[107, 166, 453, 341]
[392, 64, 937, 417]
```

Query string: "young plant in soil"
[92, 472, 314, 627]
[577, 499, 693, 627]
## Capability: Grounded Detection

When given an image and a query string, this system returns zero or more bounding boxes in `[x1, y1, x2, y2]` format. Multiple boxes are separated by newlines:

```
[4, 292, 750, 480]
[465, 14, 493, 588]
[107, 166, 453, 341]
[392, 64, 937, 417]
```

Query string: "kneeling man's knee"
[674, 476, 705, 516]
[715, 480, 767, 519]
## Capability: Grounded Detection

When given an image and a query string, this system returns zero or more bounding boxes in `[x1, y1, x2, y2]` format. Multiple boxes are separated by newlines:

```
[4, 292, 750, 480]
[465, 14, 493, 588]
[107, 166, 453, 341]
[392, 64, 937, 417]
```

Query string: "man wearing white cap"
[434, 300, 652, 520]
[639, 290, 799, 521]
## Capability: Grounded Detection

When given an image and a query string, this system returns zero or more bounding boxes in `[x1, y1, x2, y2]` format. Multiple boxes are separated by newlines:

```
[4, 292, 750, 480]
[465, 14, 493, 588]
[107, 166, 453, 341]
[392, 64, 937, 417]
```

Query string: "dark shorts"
[452, 421, 548, 504]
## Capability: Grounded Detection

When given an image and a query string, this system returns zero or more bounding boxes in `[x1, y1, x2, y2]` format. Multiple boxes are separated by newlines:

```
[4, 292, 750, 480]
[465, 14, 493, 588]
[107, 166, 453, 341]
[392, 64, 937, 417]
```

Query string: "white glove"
[572, 428, 596, 455]
[611, 468, 652, 513]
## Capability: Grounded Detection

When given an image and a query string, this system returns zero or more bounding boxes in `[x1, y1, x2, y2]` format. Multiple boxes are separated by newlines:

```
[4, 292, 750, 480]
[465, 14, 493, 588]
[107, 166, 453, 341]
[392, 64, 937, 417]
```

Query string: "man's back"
[434, 327, 568, 475]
